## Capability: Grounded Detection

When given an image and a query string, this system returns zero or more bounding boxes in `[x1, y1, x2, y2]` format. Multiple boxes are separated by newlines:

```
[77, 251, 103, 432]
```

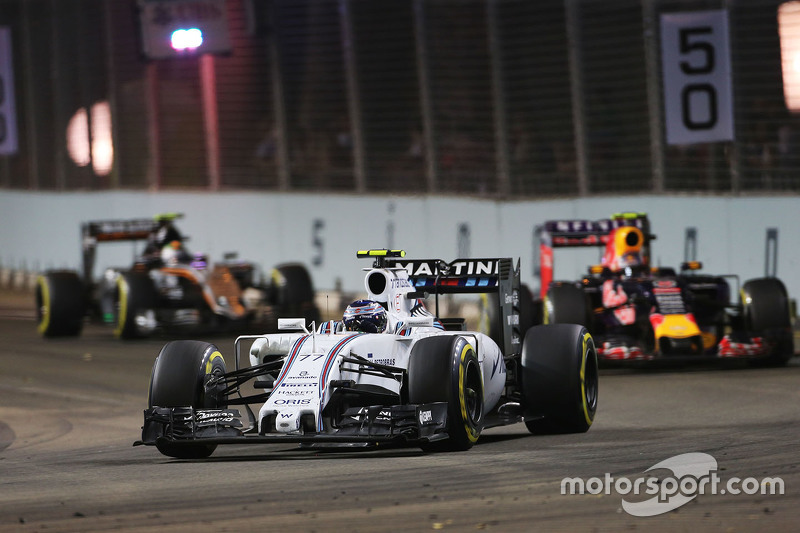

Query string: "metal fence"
[0, 0, 798, 196]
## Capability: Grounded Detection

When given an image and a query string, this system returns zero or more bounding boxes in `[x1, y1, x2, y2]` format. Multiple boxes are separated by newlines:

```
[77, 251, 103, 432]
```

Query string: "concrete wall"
[1, 190, 797, 300]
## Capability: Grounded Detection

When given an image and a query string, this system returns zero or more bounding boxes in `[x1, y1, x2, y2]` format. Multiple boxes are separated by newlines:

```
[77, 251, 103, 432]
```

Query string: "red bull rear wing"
[539, 212, 654, 298]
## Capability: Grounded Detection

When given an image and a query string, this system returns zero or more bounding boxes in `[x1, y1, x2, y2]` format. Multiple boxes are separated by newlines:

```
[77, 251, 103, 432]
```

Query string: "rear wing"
[80, 214, 183, 281]
[385, 256, 523, 356]
[83, 219, 159, 243]
[387, 257, 511, 294]
[538, 212, 653, 298]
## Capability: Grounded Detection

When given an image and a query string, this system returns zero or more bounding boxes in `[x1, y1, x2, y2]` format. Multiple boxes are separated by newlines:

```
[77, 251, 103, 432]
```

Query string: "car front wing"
[134, 402, 449, 449]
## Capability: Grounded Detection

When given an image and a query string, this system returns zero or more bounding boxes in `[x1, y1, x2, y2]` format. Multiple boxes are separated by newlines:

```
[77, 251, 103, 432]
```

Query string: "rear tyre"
[741, 278, 794, 366]
[148, 340, 227, 459]
[544, 284, 590, 327]
[408, 336, 483, 451]
[114, 272, 156, 339]
[521, 324, 598, 434]
[36, 271, 85, 337]
[271, 264, 320, 324]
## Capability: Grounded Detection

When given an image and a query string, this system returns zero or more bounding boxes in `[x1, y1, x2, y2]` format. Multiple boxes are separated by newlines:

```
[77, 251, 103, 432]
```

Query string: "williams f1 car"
[538, 212, 794, 365]
[36, 214, 319, 339]
[135, 250, 599, 458]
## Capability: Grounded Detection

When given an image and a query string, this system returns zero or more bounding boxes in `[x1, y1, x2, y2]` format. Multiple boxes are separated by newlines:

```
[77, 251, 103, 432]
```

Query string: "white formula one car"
[136, 250, 598, 458]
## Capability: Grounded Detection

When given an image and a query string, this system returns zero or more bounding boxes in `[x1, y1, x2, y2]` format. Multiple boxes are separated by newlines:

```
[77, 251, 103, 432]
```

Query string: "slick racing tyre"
[271, 263, 320, 324]
[741, 278, 794, 366]
[408, 336, 483, 451]
[114, 271, 156, 339]
[544, 284, 590, 327]
[36, 271, 85, 337]
[148, 340, 227, 459]
[521, 324, 598, 434]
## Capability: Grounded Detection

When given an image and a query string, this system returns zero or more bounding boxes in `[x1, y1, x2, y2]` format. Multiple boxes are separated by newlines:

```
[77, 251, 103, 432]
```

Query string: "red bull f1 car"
[135, 250, 599, 459]
[539, 212, 794, 365]
[36, 214, 319, 339]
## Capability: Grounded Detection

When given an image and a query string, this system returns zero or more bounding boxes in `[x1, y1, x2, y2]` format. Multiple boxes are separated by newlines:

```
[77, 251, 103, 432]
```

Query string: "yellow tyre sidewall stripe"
[580, 331, 595, 427]
[206, 351, 225, 375]
[113, 275, 128, 338]
[457, 341, 481, 443]
[36, 276, 50, 335]
[543, 295, 551, 324]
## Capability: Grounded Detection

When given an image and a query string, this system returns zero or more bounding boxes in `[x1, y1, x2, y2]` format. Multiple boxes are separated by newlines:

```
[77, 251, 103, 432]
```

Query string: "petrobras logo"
[391, 278, 412, 289]
[286, 373, 318, 380]
[366, 353, 396, 366]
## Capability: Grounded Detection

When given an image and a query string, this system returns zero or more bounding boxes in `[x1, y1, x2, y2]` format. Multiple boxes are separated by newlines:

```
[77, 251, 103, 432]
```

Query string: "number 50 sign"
[660, 10, 734, 145]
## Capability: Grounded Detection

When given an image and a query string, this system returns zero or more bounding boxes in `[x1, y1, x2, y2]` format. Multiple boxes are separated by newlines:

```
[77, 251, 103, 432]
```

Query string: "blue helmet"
[343, 300, 387, 333]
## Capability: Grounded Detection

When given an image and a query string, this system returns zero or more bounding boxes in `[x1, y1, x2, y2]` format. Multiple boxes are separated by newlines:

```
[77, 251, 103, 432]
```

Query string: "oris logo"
[273, 398, 312, 405]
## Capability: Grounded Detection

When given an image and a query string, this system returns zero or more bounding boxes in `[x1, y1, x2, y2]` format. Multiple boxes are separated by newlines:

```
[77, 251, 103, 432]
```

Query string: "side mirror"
[278, 318, 309, 333]
[680, 261, 703, 272]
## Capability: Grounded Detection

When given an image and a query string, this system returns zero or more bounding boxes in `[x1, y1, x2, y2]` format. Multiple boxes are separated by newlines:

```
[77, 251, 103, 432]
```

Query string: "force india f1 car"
[539, 212, 795, 366]
[36, 214, 319, 339]
[135, 250, 599, 458]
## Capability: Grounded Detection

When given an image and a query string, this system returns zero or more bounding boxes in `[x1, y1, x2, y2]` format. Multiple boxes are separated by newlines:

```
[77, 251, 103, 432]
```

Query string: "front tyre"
[408, 336, 483, 451]
[114, 272, 156, 339]
[148, 340, 227, 458]
[741, 278, 794, 366]
[521, 324, 598, 434]
[36, 271, 85, 337]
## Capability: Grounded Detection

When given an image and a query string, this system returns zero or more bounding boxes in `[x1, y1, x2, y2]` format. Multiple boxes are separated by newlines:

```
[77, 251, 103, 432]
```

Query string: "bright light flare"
[67, 108, 90, 167]
[66, 100, 114, 176]
[779, 2, 800, 111]
[170, 28, 203, 51]
[90, 101, 113, 176]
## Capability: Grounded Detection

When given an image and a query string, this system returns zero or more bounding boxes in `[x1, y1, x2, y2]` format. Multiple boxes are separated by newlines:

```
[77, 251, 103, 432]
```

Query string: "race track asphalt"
[1, 290, 799, 532]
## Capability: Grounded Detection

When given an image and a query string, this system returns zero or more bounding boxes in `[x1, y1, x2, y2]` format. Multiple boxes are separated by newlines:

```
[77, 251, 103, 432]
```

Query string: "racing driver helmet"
[343, 300, 388, 333]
